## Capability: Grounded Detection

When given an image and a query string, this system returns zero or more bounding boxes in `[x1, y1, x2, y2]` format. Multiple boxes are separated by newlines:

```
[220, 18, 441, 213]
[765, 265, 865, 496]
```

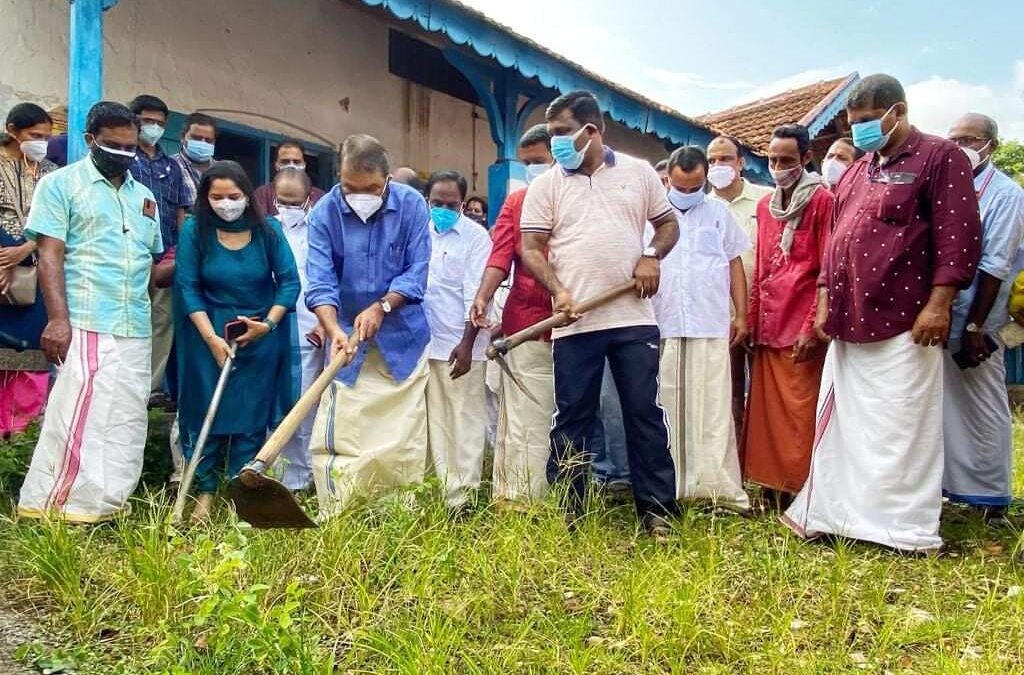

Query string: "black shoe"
[564, 510, 582, 533]
[641, 512, 673, 539]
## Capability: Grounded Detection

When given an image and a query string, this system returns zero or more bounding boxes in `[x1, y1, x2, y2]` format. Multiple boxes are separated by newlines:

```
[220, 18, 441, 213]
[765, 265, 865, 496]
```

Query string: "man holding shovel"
[304, 134, 432, 517]
[520, 91, 681, 535]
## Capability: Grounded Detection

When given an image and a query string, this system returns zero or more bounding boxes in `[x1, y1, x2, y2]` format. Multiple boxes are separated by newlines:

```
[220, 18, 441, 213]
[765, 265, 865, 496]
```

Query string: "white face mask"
[276, 204, 307, 228]
[347, 194, 384, 223]
[821, 158, 849, 187]
[707, 164, 737, 190]
[20, 139, 48, 163]
[210, 196, 248, 222]
[961, 141, 991, 171]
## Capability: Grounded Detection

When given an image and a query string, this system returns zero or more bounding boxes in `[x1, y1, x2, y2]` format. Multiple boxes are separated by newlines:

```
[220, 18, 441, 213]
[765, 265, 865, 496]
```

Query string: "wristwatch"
[265, 318, 278, 332]
[379, 298, 392, 314]
[965, 322, 982, 333]
[641, 246, 659, 260]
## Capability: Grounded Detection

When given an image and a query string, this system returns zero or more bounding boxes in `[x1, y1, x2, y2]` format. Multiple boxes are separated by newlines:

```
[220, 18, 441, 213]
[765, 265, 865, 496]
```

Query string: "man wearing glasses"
[127, 95, 190, 401]
[941, 113, 1024, 522]
[783, 74, 982, 552]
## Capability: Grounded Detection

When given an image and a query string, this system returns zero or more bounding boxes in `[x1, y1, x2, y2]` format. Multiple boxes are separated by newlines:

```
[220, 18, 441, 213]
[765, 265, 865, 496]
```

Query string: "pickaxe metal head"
[488, 349, 541, 406]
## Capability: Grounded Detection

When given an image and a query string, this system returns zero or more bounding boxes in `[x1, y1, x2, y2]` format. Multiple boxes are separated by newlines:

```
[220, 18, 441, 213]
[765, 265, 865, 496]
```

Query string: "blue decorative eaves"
[359, 0, 717, 147]
[804, 73, 860, 140]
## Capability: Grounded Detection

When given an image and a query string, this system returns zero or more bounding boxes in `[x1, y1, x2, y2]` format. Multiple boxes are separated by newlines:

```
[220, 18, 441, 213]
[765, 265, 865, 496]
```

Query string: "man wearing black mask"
[17, 101, 164, 523]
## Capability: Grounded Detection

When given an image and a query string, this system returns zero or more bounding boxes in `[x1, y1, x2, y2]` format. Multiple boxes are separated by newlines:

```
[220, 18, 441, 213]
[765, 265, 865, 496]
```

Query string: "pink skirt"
[0, 370, 48, 435]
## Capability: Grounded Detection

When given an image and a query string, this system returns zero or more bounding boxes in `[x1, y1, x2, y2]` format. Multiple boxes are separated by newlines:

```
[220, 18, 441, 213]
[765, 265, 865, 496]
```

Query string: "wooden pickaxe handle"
[249, 334, 358, 469]
[488, 280, 637, 357]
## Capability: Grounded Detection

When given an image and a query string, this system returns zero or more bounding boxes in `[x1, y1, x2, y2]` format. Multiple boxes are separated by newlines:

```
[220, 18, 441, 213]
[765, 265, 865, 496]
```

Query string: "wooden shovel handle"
[252, 334, 358, 466]
[499, 280, 637, 352]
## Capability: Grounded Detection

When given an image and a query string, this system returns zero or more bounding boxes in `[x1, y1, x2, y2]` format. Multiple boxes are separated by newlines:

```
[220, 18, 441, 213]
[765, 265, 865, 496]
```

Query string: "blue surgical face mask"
[667, 186, 705, 212]
[851, 105, 898, 153]
[525, 163, 550, 184]
[550, 126, 592, 171]
[183, 138, 215, 163]
[431, 206, 460, 233]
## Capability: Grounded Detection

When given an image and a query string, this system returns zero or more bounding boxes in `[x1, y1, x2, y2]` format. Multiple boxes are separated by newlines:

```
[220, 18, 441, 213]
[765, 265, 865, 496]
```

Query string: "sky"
[460, 0, 1024, 140]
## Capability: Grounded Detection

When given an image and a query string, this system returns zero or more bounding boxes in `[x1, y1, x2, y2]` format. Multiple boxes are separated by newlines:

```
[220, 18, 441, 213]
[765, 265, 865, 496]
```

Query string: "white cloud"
[906, 62, 1024, 140]
[644, 68, 752, 91]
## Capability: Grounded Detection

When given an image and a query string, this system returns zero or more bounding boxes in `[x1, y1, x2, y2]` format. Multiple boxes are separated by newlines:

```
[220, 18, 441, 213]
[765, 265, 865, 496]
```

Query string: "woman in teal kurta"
[173, 160, 299, 521]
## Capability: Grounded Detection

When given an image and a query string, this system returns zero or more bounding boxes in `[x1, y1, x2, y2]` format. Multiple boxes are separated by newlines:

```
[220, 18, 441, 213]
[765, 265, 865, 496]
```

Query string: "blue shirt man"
[949, 163, 1024, 335]
[305, 180, 431, 386]
[942, 113, 1024, 514]
[130, 147, 188, 249]
[303, 134, 432, 516]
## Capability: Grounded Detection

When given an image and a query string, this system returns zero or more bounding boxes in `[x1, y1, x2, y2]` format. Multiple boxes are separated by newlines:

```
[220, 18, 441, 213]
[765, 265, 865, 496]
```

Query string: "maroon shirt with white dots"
[823, 127, 982, 343]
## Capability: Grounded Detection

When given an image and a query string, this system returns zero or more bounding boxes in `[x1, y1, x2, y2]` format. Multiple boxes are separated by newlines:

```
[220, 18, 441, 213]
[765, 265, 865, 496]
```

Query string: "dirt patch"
[0, 601, 41, 675]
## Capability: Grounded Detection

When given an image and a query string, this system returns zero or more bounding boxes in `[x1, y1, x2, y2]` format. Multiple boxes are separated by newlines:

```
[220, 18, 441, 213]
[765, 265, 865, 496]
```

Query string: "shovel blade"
[227, 470, 317, 529]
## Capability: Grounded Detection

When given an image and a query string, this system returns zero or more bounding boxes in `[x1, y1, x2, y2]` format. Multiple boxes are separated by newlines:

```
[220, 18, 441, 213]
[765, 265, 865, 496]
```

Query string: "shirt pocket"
[385, 242, 405, 275]
[694, 227, 726, 269]
[877, 183, 918, 224]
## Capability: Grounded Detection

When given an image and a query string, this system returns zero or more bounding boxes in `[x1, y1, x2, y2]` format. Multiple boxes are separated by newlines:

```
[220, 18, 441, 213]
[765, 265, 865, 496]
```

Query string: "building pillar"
[443, 49, 549, 226]
[67, 0, 119, 163]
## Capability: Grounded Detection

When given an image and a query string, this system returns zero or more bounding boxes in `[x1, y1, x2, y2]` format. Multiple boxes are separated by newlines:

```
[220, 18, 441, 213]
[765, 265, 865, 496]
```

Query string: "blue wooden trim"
[805, 74, 860, 139]
[442, 49, 505, 150]
[67, 0, 118, 163]
[370, 0, 718, 149]
[516, 94, 550, 134]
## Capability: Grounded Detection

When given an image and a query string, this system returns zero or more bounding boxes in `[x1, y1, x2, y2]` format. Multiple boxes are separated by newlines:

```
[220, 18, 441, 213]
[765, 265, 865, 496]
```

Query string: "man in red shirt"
[470, 124, 554, 503]
[783, 74, 982, 552]
[742, 125, 833, 509]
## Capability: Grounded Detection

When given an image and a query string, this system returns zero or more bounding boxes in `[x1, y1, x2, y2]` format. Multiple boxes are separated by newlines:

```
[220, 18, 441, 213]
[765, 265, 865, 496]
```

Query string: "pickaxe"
[486, 280, 637, 404]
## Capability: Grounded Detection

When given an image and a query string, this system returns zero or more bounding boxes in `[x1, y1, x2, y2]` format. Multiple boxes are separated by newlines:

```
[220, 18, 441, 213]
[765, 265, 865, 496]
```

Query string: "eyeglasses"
[949, 136, 990, 147]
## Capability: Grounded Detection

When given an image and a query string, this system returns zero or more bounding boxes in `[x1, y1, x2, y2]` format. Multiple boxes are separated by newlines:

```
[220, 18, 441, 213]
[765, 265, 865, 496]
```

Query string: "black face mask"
[90, 142, 135, 179]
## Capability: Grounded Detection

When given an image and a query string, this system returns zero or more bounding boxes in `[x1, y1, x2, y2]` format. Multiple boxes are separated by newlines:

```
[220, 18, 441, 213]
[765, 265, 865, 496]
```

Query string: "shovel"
[171, 340, 238, 523]
[228, 334, 359, 528]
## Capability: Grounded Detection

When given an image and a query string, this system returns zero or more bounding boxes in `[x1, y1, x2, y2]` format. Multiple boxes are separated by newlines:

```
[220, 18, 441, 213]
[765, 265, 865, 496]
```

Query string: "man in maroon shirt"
[783, 74, 982, 552]
[470, 124, 554, 503]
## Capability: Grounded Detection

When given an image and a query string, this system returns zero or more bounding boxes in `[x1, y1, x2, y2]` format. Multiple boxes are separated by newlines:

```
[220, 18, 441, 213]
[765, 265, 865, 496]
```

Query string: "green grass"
[0, 415, 1023, 673]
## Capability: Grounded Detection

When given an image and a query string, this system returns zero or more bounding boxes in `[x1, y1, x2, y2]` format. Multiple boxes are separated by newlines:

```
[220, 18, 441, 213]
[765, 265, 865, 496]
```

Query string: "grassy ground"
[0, 415, 1023, 674]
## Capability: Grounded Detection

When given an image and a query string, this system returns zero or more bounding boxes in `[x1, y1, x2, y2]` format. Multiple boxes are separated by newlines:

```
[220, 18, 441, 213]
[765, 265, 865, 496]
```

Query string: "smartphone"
[305, 331, 323, 349]
[224, 316, 260, 342]
[952, 334, 999, 369]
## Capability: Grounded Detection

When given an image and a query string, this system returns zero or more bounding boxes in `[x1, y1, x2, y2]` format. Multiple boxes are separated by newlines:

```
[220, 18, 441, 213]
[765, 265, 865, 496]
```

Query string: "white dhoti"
[783, 332, 944, 552]
[426, 359, 488, 507]
[660, 337, 749, 509]
[492, 341, 554, 502]
[277, 343, 325, 490]
[18, 328, 150, 523]
[942, 339, 1012, 507]
[310, 347, 428, 516]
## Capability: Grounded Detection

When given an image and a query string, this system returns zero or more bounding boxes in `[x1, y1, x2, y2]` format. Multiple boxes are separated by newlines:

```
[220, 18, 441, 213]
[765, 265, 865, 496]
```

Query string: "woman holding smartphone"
[174, 160, 299, 522]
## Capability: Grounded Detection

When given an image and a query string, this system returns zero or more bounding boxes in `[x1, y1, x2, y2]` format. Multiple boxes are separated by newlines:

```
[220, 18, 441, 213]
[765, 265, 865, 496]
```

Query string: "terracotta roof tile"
[698, 76, 850, 155]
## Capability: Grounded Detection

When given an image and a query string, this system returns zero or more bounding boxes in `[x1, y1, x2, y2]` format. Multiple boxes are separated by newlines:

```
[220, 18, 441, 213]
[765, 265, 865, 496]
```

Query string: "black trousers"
[548, 325, 678, 518]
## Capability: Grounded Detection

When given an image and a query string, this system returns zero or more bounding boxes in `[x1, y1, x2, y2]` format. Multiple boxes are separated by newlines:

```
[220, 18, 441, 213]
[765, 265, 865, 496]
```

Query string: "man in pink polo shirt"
[520, 91, 680, 535]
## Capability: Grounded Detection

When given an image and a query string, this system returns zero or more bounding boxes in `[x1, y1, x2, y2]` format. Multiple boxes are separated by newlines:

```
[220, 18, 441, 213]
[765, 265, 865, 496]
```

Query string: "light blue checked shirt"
[951, 164, 1024, 336]
[25, 157, 163, 338]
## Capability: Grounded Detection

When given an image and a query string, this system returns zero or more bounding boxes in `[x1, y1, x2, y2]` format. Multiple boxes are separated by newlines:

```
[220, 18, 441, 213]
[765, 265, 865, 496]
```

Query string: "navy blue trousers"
[548, 325, 677, 518]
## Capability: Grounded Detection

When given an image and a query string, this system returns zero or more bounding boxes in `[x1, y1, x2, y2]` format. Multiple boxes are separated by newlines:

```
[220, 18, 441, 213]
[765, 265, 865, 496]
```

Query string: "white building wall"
[0, 0, 675, 196]
[0, 0, 495, 194]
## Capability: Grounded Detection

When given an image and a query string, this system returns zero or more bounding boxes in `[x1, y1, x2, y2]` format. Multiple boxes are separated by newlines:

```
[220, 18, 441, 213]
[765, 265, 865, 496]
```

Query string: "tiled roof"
[698, 75, 855, 155]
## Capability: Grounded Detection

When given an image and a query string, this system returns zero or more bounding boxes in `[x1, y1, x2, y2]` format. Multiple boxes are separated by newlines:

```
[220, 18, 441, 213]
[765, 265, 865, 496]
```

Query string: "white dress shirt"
[649, 195, 751, 339]
[281, 212, 319, 337]
[424, 214, 493, 360]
